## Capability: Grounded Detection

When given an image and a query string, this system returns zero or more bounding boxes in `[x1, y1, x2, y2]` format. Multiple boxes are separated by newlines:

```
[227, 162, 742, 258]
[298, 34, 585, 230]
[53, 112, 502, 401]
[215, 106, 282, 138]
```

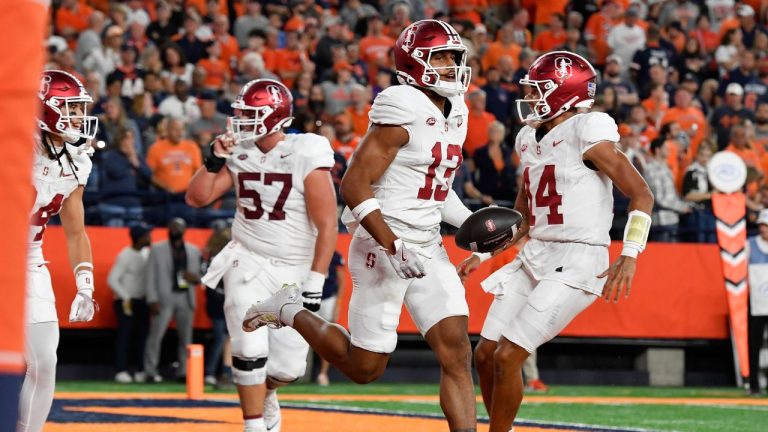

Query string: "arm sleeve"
[441, 188, 473, 228]
[107, 249, 130, 300]
[579, 112, 621, 154]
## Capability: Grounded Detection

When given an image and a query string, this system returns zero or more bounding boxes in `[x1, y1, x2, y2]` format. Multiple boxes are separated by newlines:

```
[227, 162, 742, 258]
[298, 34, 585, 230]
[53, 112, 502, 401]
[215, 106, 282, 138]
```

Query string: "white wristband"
[351, 198, 381, 223]
[75, 269, 94, 293]
[473, 252, 492, 263]
[73, 262, 94, 275]
[622, 210, 652, 258]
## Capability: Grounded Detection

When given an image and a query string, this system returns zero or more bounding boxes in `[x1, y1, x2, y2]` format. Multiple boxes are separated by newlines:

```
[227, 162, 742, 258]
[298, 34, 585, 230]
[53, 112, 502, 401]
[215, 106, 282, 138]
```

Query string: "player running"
[243, 20, 479, 432]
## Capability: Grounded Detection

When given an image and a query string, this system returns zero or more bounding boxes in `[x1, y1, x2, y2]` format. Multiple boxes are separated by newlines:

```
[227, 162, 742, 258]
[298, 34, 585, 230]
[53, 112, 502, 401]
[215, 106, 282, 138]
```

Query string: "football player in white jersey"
[19, 70, 99, 432]
[242, 20, 479, 432]
[186, 79, 337, 432]
[457, 51, 656, 432]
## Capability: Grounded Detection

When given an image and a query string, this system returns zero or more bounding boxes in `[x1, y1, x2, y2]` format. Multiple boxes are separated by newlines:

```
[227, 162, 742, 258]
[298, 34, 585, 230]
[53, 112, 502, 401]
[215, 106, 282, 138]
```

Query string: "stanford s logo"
[266, 85, 283, 105]
[554, 57, 572, 81]
[365, 252, 376, 269]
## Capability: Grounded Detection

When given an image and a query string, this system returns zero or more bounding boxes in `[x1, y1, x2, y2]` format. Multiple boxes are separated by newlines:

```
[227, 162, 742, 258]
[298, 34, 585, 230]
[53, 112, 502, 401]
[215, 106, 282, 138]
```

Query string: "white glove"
[301, 271, 325, 312]
[69, 290, 96, 322]
[384, 239, 426, 279]
[69, 268, 97, 322]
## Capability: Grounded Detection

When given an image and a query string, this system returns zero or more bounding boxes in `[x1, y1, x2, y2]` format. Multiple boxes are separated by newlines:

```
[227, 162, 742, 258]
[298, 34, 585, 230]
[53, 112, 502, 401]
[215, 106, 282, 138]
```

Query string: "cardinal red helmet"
[516, 51, 597, 124]
[230, 79, 293, 142]
[394, 19, 471, 97]
[38, 70, 98, 143]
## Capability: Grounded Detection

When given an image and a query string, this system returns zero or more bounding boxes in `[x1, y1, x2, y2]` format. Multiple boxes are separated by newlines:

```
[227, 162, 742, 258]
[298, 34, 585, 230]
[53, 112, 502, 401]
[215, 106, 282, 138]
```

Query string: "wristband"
[621, 210, 652, 258]
[305, 271, 326, 290]
[351, 198, 381, 223]
[473, 252, 492, 263]
[73, 262, 93, 274]
[75, 269, 94, 293]
[205, 153, 227, 173]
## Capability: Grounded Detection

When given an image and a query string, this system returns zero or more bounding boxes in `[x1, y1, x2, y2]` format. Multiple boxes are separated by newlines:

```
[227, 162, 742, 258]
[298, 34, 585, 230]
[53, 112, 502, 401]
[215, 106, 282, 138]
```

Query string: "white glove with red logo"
[384, 239, 426, 279]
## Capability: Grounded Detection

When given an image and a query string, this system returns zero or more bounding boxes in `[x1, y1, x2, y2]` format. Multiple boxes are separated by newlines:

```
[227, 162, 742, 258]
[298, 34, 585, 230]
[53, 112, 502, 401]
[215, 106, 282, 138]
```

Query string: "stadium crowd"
[43, 0, 768, 242]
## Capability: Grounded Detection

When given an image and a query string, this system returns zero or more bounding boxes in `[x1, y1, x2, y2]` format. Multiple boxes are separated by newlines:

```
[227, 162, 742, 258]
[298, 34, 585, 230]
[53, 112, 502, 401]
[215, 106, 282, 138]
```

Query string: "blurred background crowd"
[44, 0, 768, 242]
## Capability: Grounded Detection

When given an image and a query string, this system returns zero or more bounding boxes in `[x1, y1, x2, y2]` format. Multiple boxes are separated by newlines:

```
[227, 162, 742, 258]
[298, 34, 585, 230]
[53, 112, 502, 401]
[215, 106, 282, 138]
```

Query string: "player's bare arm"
[456, 186, 531, 282]
[186, 134, 237, 207]
[304, 168, 338, 275]
[60, 185, 97, 322]
[59, 186, 93, 272]
[340, 124, 408, 254]
[584, 141, 654, 303]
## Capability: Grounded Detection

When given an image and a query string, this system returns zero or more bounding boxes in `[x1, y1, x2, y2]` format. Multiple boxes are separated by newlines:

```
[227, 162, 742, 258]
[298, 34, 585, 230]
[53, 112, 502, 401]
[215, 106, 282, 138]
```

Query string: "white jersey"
[228, 133, 335, 264]
[516, 112, 619, 246]
[342, 85, 468, 244]
[28, 143, 92, 266]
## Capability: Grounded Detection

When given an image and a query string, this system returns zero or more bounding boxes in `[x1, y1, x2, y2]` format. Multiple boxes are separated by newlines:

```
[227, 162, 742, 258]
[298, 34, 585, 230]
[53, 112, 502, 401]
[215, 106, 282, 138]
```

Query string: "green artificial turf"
[56, 381, 766, 432]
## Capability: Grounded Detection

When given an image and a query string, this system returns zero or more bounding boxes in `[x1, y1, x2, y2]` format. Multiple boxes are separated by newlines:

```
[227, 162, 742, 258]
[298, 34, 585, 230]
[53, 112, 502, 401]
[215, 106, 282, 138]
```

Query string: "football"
[455, 207, 523, 253]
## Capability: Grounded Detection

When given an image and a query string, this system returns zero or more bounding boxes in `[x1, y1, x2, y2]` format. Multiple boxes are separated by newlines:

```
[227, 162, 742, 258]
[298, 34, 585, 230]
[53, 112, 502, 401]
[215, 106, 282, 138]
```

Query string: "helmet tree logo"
[402, 26, 417, 52]
[266, 85, 283, 105]
[554, 57, 573, 81]
[38, 75, 52, 100]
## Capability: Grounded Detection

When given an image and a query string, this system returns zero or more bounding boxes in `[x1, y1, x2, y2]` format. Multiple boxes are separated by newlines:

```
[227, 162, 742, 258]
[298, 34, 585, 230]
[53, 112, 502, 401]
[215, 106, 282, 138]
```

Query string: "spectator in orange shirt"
[274, 31, 307, 88]
[584, 0, 622, 67]
[627, 105, 659, 150]
[198, 41, 230, 91]
[345, 84, 371, 138]
[482, 22, 522, 72]
[359, 15, 395, 83]
[532, 13, 567, 54]
[146, 118, 202, 193]
[661, 87, 707, 155]
[726, 124, 762, 174]
[332, 112, 361, 161]
[449, 0, 488, 25]
[465, 89, 496, 157]
[691, 14, 720, 55]
[55, 0, 94, 41]
[212, 14, 240, 72]
[532, 0, 568, 30]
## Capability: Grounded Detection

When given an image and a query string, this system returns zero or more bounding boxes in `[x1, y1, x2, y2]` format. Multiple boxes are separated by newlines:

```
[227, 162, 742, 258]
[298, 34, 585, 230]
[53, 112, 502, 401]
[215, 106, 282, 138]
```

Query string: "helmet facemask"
[515, 77, 595, 125]
[43, 96, 99, 143]
[230, 103, 293, 143]
[404, 46, 471, 97]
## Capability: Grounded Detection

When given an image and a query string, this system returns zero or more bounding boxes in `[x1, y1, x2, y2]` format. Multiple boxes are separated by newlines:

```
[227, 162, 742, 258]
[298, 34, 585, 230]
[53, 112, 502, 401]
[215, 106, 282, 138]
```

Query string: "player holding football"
[186, 79, 337, 432]
[457, 51, 655, 432]
[19, 70, 99, 432]
[243, 20, 478, 431]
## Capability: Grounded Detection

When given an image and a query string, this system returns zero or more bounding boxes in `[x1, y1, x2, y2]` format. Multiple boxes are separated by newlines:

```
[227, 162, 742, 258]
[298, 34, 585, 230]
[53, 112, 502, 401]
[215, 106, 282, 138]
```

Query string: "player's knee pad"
[232, 356, 267, 386]
[266, 352, 307, 383]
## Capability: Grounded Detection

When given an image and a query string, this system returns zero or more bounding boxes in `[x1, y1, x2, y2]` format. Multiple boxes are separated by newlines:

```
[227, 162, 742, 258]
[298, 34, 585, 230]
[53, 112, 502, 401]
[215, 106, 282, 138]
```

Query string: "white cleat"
[264, 389, 282, 432]
[242, 284, 301, 332]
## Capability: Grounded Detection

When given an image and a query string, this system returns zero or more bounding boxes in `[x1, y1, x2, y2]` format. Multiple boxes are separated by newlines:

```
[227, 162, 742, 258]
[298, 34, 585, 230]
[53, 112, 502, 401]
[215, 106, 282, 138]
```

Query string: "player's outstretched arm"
[302, 168, 339, 311]
[340, 124, 408, 254]
[584, 141, 655, 303]
[186, 134, 236, 207]
[60, 186, 97, 322]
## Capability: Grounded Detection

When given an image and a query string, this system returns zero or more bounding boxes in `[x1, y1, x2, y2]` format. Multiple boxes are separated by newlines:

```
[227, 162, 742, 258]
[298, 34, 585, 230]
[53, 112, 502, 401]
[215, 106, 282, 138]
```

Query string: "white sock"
[280, 303, 303, 326]
[244, 416, 265, 430]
